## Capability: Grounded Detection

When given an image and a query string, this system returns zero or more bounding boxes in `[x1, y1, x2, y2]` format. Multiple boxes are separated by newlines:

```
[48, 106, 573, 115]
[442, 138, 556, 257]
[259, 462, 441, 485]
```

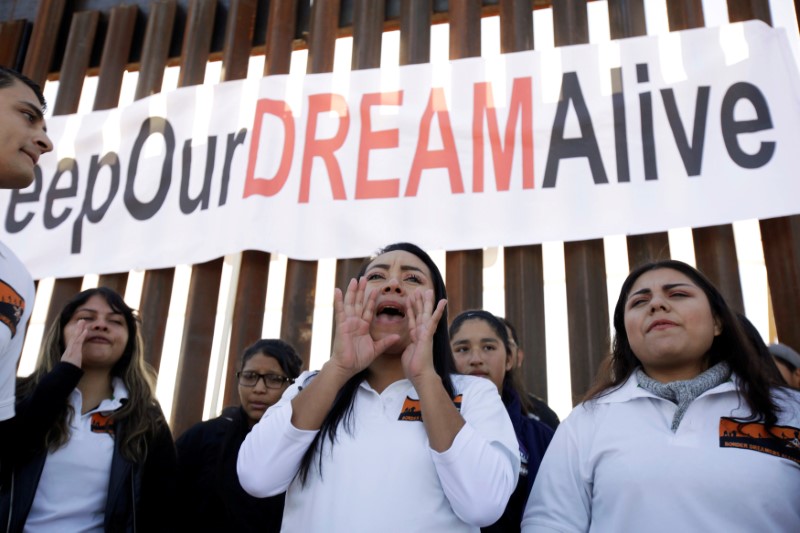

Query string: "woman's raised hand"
[61, 321, 87, 368]
[401, 289, 447, 383]
[330, 277, 400, 377]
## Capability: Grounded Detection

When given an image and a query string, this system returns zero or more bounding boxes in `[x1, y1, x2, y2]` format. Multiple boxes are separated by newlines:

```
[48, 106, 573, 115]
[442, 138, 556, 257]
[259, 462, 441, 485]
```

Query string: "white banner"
[3, 20, 800, 279]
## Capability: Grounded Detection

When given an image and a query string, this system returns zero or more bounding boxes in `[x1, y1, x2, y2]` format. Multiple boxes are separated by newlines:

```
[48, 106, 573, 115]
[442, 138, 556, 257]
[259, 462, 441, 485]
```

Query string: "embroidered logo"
[91, 412, 116, 435]
[719, 416, 800, 465]
[398, 394, 464, 422]
[0, 280, 24, 337]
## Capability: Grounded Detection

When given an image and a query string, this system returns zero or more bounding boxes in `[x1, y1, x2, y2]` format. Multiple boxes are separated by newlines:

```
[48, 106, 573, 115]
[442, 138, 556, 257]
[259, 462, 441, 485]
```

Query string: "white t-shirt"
[238, 372, 520, 532]
[0, 241, 35, 421]
[24, 378, 129, 533]
[522, 373, 800, 532]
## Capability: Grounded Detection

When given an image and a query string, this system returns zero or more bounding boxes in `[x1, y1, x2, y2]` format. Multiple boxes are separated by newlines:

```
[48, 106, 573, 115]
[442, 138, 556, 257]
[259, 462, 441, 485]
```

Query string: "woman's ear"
[713, 316, 722, 336]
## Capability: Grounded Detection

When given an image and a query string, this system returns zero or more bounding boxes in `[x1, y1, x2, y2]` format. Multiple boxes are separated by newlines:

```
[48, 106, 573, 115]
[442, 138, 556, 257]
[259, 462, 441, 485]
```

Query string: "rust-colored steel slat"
[505, 246, 549, 399]
[552, 0, 610, 404]
[446, 0, 483, 318]
[211, 0, 264, 408]
[135, 0, 178, 372]
[0, 20, 27, 68]
[399, 0, 432, 66]
[725, 1, 800, 348]
[42, 11, 100, 333]
[326, 0, 382, 349]
[760, 216, 800, 350]
[350, 0, 384, 71]
[607, 0, 646, 40]
[726, 0, 772, 24]
[21, 0, 65, 86]
[134, 0, 177, 101]
[170, 0, 224, 437]
[666, 2, 744, 313]
[95, 5, 139, 295]
[499, 0, 533, 54]
[224, 0, 298, 408]
[279, 0, 341, 369]
[498, 0, 548, 400]
[327, 0, 381, 348]
[264, 0, 299, 76]
[606, 0, 672, 269]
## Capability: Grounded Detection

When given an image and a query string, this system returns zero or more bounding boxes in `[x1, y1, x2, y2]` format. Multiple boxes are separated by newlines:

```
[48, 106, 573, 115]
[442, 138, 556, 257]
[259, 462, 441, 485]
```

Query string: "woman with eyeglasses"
[176, 339, 302, 533]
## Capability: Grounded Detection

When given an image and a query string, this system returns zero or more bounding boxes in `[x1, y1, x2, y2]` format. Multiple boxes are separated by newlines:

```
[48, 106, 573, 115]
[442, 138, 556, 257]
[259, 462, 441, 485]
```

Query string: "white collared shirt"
[25, 378, 129, 533]
[522, 373, 800, 532]
[238, 372, 520, 532]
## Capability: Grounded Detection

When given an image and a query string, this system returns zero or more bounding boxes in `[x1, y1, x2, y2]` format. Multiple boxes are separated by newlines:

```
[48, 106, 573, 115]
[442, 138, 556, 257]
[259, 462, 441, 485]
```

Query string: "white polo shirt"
[522, 373, 800, 532]
[0, 241, 35, 421]
[25, 378, 129, 533]
[238, 373, 520, 532]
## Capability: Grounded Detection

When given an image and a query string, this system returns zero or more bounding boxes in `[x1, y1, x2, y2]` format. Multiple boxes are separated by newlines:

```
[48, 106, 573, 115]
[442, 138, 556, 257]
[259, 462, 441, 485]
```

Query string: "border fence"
[2, 0, 798, 437]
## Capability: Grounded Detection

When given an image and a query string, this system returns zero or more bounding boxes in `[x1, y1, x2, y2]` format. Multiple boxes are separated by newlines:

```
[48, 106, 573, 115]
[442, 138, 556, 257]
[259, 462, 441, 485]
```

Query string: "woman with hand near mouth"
[450, 310, 553, 533]
[176, 339, 301, 533]
[0, 287, 176, 532]
[522, 260, 800, 533]
[238, 243, 519, 532]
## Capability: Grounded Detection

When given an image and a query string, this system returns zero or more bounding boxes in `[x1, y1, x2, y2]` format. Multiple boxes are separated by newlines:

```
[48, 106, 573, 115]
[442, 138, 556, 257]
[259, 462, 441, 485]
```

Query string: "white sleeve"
[236, 372, 319, 497]
[522, 405, 592, 533]
[0, 326, 15, 421]
[431, 376, 520, 527]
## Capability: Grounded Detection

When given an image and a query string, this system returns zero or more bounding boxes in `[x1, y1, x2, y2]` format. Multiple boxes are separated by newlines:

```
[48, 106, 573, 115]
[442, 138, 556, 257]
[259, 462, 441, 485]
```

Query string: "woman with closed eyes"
[522, 260, 800, 532]
[176, 338, 302, 533]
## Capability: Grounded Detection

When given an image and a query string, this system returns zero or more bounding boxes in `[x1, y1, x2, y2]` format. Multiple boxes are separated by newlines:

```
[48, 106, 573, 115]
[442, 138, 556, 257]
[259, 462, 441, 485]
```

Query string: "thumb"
[373, 334, 401, 356]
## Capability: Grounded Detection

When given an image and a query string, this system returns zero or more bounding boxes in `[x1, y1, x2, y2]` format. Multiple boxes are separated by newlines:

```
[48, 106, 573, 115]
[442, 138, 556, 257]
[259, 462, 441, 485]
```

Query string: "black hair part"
[240, 338, 302, 380]
[0, 66, 46, 109]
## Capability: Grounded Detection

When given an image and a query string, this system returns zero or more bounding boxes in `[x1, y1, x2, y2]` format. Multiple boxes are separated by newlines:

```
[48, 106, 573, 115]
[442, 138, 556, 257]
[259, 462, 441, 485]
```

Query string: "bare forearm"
[415, 373, 465, 452]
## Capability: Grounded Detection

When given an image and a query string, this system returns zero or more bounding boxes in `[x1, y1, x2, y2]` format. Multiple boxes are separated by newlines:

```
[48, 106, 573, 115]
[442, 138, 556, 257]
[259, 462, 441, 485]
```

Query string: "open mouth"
[376, 303, 406, 320]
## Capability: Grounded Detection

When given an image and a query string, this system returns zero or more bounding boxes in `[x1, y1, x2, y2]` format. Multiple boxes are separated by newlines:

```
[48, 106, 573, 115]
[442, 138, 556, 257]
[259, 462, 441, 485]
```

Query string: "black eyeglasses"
[236, 371, 294, 389]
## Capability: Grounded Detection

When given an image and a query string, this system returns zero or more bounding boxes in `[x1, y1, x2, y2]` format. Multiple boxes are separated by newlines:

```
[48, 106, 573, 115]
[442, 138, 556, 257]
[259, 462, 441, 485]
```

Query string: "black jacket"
[176, 406, 285, 533]
[0, 362, 177, 533]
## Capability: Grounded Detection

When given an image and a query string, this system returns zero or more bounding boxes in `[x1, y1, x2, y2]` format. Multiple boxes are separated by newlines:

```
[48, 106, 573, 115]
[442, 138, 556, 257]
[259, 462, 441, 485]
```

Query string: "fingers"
[61, 322, 87, 367]
[430, 298, 447, 327]
[362, 281, 378, 322]
[373, 334, 401, 356]
[353, 277, 367, 317]
[342, 278, 358, 317]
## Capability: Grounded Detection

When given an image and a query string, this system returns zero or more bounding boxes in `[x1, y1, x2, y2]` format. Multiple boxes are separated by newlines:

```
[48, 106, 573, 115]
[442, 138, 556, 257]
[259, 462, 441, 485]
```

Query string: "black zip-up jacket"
[176, 406, 285, 532]
[0, 363, 178, 533]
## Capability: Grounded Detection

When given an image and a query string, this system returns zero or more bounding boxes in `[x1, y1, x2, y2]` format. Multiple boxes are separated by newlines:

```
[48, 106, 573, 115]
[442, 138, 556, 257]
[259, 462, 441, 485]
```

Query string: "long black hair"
[297, 243, 456, 483]
[585, 260, 781, 429]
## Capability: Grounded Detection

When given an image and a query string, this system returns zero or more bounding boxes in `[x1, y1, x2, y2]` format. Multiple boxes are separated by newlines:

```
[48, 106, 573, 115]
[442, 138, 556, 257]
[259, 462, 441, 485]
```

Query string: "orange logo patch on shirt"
[719, 417, 800, 465]
[0, 280, 24, 337]
[398, 394, 464, 422]
[91, 412, 116, 435]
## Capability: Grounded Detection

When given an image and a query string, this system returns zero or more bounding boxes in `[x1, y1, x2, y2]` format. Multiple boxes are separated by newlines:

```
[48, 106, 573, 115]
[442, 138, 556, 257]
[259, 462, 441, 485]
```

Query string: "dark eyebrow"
[627, 283, 695, 302]
[367, 264, 425, 274]
[20, 100, 46, 128]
